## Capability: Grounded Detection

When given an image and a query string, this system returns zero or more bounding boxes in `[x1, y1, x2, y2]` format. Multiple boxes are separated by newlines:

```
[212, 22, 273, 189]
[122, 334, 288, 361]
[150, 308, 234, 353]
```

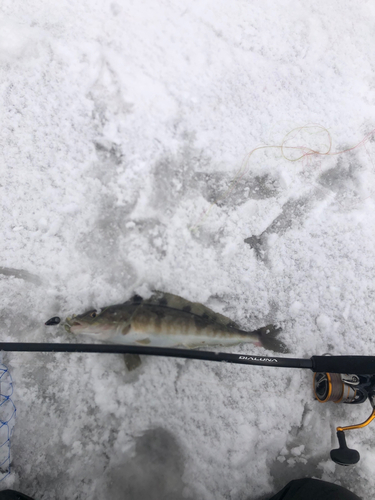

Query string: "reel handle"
[330, 431, 360, 466]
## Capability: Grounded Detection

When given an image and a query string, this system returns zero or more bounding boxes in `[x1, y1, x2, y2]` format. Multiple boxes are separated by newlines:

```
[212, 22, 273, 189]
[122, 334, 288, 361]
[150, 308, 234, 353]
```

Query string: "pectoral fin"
[136, 338, 151, 345]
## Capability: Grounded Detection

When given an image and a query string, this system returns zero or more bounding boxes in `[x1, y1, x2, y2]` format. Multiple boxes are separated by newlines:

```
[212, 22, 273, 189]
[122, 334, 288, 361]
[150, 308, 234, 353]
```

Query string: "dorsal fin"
[142, 291, 240, 328]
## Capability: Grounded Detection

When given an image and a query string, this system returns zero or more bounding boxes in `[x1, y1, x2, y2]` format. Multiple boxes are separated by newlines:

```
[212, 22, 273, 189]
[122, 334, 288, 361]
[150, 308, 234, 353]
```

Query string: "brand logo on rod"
[239, 356, 278, 363]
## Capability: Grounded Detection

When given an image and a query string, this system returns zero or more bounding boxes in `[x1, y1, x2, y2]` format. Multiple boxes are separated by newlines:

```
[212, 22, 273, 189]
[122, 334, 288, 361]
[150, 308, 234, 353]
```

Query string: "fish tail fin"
[254, 324, 289, 353]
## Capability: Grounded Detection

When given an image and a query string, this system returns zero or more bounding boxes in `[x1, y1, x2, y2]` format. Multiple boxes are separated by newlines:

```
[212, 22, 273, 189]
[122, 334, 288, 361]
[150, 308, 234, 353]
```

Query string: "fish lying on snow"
[65, 291, 288, 353]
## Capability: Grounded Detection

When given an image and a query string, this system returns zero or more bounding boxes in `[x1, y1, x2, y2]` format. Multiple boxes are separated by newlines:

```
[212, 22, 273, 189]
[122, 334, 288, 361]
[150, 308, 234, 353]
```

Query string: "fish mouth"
[65, 316, 81, 326]
[65, 316, 82, 333]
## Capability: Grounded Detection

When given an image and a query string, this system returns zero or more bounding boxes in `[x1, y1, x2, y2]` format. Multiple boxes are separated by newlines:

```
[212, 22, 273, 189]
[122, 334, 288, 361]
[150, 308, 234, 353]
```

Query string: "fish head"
[65, 304, 132, 341]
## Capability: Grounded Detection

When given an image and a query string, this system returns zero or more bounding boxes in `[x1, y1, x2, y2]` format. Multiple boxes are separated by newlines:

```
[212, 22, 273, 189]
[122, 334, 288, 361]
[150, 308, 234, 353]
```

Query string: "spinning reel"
[314, 371, 375, 466]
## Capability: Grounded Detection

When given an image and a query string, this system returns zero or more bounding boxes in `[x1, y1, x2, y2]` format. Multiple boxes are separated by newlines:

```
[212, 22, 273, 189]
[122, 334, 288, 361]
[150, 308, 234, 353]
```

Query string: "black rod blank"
[0, 343, 374, 373]
[0, 342, 311, 369]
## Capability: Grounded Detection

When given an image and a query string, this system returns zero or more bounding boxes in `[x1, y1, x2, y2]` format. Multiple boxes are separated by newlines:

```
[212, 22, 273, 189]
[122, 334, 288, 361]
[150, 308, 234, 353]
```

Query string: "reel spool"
[313, 372, 375, 466]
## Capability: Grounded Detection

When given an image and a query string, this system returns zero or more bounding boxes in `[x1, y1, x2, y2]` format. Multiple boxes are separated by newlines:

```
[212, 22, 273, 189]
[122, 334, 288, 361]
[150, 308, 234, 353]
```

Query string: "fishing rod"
[2, 340, 375, 466]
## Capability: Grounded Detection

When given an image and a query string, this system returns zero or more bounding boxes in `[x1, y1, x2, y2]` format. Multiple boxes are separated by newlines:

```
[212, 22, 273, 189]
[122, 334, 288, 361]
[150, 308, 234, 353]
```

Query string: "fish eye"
[90, 311, 97, 318]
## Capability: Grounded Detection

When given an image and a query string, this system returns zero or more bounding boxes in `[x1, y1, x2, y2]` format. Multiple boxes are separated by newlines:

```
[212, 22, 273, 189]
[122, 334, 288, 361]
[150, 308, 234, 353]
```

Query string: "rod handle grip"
[311, 356, 375, 374]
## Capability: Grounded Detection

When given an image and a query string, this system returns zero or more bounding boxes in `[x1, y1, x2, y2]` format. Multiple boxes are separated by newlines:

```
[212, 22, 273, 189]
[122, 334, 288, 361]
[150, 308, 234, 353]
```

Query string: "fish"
[65, 291, 288, 353]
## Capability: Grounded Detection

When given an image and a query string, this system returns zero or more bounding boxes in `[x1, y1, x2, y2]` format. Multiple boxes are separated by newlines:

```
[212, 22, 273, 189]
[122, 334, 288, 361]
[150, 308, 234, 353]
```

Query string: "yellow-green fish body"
[65, 291, 287, 353]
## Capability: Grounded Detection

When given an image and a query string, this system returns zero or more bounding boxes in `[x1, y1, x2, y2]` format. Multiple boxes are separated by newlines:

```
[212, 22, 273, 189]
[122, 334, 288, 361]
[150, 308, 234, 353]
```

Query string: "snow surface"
[0, 0, 375, 498]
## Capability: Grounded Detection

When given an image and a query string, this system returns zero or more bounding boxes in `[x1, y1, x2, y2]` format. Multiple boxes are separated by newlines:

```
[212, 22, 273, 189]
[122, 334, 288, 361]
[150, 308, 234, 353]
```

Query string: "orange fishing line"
[190, 125, 375, 232]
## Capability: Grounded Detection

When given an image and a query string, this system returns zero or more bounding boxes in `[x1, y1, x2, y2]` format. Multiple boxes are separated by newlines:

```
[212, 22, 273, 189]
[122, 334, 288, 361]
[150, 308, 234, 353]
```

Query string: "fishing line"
[190, 124, 375, 231]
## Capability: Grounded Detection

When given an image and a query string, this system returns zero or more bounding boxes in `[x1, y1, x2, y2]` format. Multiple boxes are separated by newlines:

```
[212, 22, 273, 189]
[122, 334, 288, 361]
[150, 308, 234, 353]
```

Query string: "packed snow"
[0, 1, 375, 498]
